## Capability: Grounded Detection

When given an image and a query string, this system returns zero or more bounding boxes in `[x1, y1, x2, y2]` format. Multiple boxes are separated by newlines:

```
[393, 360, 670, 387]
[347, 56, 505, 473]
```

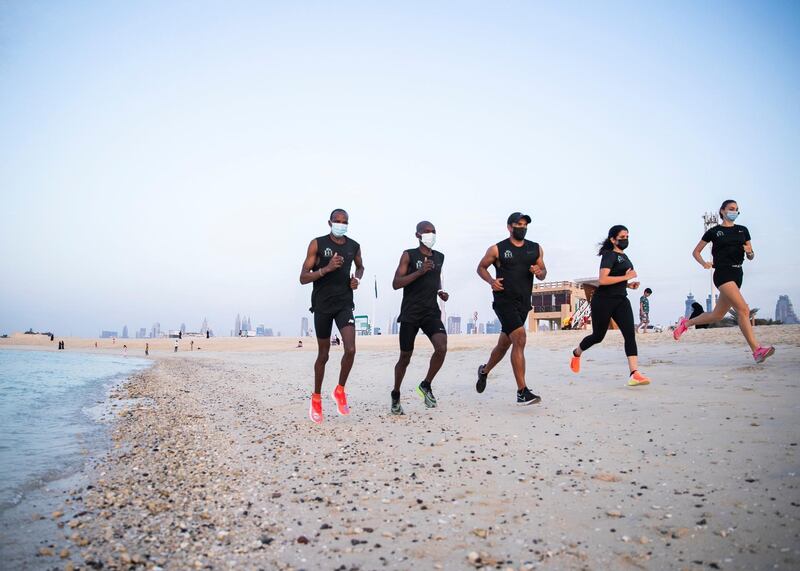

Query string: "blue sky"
[1, 1, 798, 336]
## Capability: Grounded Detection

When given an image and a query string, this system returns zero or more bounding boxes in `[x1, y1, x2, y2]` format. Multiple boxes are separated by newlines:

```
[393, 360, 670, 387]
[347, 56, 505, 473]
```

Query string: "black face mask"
[512, 227, 527, 241]
[616, 239, 629, 250]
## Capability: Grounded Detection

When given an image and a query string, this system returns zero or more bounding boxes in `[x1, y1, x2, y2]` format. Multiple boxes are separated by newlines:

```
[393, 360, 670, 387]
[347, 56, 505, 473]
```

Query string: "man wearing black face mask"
[476, 212, 547, 405]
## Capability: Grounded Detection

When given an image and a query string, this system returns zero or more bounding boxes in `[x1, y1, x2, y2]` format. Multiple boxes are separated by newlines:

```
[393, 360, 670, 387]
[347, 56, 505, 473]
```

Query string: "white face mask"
[420, 232, 436, 249]
[330, 222, 348, 237]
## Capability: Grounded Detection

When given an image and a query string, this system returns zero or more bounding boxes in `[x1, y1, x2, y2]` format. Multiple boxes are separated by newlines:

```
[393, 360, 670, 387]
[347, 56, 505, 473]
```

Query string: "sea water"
[0, 349, 150, 511]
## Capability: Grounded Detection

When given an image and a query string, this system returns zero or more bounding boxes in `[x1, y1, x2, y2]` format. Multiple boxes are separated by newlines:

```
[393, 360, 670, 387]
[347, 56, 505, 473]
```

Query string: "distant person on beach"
[174, 339, 178, 353]
[145, 342, 149, 356]
[190, 340, 194, 351]
[690, 302, 709, 330]
[674, 200, 775, 363]
[476, 212, 546, 406]
[637, 288, 653, 333]
[50, 333, 54, 341]
[299, 208, 364, 424]
[123, 344, 127, 356]
[390, 220, 449, 415]
[570, 225, 651, 386]
[206, 330, 210, 339]
[296, 340, 303, 348]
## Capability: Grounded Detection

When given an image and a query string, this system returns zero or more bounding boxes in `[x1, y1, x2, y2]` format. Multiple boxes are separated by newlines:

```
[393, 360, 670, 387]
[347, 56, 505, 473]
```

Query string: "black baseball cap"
[507, 212, 532, 225]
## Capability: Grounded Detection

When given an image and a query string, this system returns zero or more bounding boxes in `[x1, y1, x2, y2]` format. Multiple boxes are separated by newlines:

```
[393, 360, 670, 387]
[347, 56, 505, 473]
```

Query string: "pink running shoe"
[673, 317, 689, 341]
[753, 346, 775, 364]
[309, 393, 323, 424]
[332, 384, 350, 416]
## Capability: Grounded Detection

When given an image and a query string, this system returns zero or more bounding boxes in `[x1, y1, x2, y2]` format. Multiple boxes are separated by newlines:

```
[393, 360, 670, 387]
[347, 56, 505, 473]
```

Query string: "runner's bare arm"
[350, 247, 365, 290]
[392, 251, 422, 290]
[477, 245, 503, 291]
[693, 240, 712, 269]
[299, 240, 321, 285]
[530, 246, 547, 281]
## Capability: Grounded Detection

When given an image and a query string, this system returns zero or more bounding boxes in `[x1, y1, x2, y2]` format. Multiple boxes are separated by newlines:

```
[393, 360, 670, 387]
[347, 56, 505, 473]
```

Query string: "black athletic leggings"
[579, 295, 638, 357]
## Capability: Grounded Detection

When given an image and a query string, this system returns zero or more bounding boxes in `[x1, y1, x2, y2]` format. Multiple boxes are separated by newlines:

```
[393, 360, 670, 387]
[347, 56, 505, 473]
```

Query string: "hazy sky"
[1, 1, 799, 337]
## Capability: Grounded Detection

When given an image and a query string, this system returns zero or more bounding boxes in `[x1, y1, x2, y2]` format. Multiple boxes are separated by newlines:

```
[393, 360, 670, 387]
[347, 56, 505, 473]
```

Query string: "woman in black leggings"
[570, 225, 651, 386]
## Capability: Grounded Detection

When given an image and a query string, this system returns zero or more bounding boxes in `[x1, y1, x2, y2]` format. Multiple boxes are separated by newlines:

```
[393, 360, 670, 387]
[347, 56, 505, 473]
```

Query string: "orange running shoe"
[570, 352, 581, 374]
[332, 384, 350, 416]
[309, 393, 323, 424]
[627, 371, 651, 386]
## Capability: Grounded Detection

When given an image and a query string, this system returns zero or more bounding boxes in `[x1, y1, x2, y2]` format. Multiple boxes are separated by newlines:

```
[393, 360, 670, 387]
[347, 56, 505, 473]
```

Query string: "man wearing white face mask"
[300, 209, 365, 424]
[390, 221, 449, 415]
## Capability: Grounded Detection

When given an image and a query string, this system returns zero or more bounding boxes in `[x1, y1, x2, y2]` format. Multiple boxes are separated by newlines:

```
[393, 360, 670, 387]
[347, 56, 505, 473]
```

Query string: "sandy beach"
[2, 326, 799, 570]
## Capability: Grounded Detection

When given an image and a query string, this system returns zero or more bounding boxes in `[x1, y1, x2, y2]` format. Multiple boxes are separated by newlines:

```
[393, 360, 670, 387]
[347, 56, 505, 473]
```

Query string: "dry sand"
[3, 326, 800, 570]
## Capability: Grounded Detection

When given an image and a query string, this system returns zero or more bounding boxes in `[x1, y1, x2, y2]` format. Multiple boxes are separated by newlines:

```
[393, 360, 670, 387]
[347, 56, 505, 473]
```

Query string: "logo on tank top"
[415, 260, 424, 270]
[618, 255, 625, 263]
[503, 250, 513, 259]
[716, 230, 724, 238]
[323, 247, 333, 258]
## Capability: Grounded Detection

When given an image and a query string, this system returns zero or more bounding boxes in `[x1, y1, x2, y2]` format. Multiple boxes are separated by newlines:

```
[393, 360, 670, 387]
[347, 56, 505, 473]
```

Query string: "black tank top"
[493, 238, 540, 308]
[398, 248, 444, 324]
[311, 235, 360, 314]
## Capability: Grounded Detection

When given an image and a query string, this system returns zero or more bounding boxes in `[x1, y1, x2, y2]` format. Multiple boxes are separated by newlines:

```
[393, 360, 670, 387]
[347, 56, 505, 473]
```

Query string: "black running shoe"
[417, 382, 437, 408]
[390, 392, 404, 415]
[516, 387, 541, 406]
[476, 364, 488, 393]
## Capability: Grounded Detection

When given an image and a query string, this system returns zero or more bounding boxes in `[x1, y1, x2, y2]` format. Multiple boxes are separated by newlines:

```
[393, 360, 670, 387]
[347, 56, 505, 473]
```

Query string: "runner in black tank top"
[299, 209, 365, 424]
[476, 212, 546, 406]
[674, 199, 775, 363]
[569, 225, 652, 387]
[390, 221, 449, 415]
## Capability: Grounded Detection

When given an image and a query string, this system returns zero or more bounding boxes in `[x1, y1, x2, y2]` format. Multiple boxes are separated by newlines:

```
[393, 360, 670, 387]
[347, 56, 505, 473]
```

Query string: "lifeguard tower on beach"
[528, 278, 609, 332]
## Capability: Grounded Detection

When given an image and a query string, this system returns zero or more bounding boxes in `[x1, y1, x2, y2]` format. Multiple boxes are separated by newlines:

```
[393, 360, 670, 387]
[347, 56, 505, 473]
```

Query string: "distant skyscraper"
[390, 316, 399, 335]
[447, 315, 461, 335]
[256, 325, 265, 336]
[150, 322, 161, 338]
[486, 319, 501, 334]
[478, 322, 485, 334]
[100, 330, 118, 338]
[301, 317, 309, 336]
[200, 317, 209, 336]
[775, 295, 799, 324]
[685, 292, 696, 318]
[235, 314, 241, 336]
[122, 325, 128, 338]
[466, 322, 475, 335]
[706, 294, 719, 313]
[180, 323, 186, 334]
[137, 327, 146, 339]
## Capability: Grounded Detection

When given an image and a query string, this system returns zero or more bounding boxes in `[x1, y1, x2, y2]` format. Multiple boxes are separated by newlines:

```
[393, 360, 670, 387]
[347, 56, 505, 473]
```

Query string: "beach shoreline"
[3, 326, 799, 569]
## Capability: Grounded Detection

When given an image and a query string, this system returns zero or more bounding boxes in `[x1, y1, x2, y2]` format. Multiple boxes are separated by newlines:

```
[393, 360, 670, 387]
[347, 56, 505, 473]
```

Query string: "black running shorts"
[398, 317, 446, 352]
[713, 266, 743, 289]
[314, 308, 355, 339]
[492, 301, 529, 335]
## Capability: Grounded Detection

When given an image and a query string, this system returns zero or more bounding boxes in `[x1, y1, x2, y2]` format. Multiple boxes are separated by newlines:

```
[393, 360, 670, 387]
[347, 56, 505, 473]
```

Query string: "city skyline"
[1, 2, 799, 337]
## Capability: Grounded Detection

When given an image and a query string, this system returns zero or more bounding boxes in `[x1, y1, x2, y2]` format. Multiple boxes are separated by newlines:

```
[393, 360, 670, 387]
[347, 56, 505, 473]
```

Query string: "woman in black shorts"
[569, 225, 651, 386]
[673, 199, 775, 363]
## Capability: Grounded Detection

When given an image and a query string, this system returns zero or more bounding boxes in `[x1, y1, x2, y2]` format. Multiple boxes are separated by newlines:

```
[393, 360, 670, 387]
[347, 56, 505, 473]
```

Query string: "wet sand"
[4, 326, 800, 570]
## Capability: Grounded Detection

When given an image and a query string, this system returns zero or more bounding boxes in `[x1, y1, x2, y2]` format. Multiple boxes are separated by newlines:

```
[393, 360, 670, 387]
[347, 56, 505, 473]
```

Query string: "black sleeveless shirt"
[398, 248, 444, 324]
[493, 238, 540, 308]
[311, 235, 360, 314]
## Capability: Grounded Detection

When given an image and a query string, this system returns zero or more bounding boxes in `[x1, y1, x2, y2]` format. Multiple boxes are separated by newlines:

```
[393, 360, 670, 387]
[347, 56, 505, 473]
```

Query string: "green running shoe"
[417, 382, 437, 408]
